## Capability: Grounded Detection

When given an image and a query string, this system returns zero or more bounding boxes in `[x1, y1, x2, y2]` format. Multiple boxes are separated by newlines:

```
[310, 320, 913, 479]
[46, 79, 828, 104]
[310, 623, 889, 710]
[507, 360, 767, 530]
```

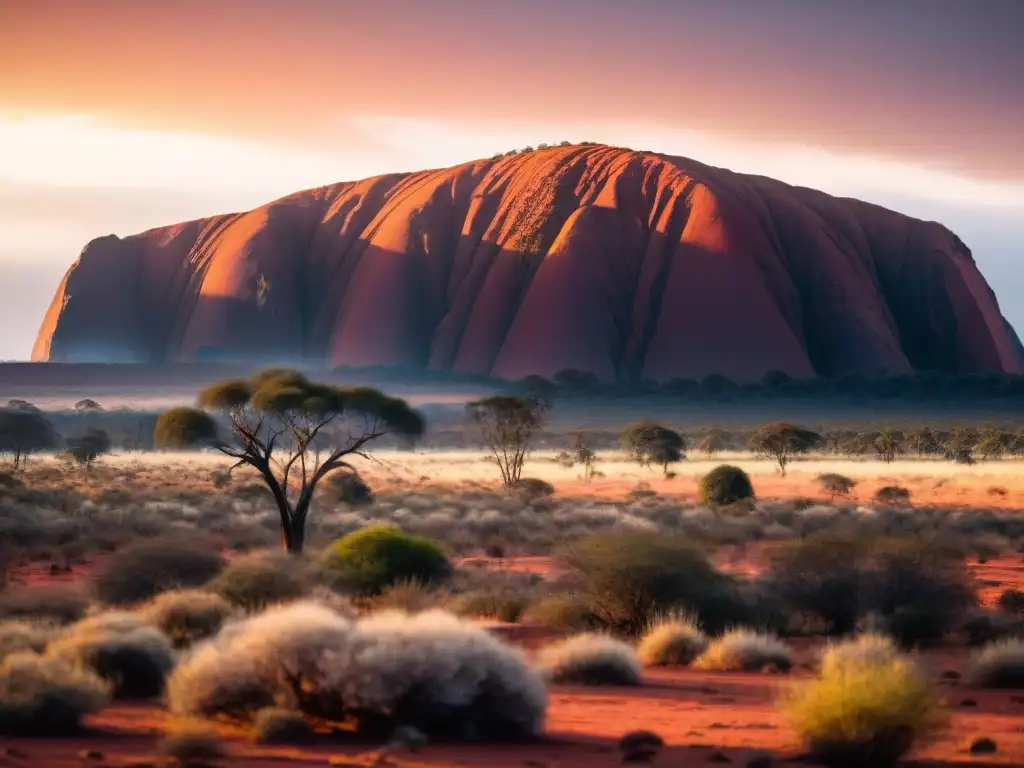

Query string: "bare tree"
[571, 430, 598, 481]
[154, 369, 424, 553]
[465, 396, 547, 491]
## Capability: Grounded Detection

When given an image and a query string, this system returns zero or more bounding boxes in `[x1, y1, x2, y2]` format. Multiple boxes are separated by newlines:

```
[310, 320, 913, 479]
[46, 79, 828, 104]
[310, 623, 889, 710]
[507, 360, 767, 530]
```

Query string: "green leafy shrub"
[637, 613, 708, 666]
[538, 633, 642, 685]
[138, 589, 234, 647]
[783, 655, 944, 767]
[319, 525, 452, 596]
[0, 652, 109, 735]
[211, 551, 312, 612]
[969, 638, 1024, 688]
[694, 629, 791, 672]
[91, 536, 225, 605]
[699, 465, 754, 506]
[563, 531, 741, 635]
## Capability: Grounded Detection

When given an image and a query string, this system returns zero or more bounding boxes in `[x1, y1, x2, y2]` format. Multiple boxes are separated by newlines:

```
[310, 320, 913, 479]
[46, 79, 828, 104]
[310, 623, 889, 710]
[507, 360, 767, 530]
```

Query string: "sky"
[1, 0, 1022, 360]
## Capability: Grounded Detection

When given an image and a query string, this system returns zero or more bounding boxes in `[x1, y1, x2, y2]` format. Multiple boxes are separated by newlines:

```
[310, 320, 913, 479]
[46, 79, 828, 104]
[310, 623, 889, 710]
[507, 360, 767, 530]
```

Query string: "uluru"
[31, 144, 1024, 382]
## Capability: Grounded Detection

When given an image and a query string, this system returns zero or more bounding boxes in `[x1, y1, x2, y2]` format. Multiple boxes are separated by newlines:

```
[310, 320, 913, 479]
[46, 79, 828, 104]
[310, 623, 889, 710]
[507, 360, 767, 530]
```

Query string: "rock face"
[32, 145, 1024, 381]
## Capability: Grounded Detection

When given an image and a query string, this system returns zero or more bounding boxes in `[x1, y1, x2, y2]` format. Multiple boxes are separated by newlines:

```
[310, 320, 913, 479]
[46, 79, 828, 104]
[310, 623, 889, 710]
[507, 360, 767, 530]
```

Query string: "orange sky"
[0, 0, 1022, 359]
[2, 0, 1022, 181]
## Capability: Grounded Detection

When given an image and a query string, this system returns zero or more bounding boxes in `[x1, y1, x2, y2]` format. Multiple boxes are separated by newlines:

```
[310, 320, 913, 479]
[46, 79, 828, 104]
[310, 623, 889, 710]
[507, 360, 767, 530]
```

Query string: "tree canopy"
[748, 422, 821, 474]
[0, 407, 57, 469]
[153, 369, 424, 553]
[465, 396, 547, 491]
[622, 422, 686, 476]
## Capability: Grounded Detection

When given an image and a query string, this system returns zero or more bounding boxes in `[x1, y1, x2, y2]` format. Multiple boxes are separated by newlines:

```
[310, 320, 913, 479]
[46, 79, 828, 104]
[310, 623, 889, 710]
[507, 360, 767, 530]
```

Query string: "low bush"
[363, 579, 447, 613]
[694, 629, 791, 672]
[997, 589, 1024, 615]
[818, 634, 899, 676]
[0, 652, 109, 735]
[326, 472, 374, 506]
[167, 603, 546, 739]
[48, 612, 175, 699]
[159, 720, 226, 765]
[968, 638, 1024, 688]
[699, 465, 754, 506]
[138, 589, 234, 647]
[253, 706, 312, 744]
[765, 533, 975, 639]
[783, 655, 944, 767]
[0, 584, 89, 625]
[816, 473, 857, 499]
[319, 525, 452, 596]
[637, 613, 708, 666]
[211, 551, 311, 612]
[91, 536, 226, 605]
[538, 633, 642, 685]
[0, 620, 53, 661]
[564, 531, 741, 635]
[524, 593, 602, 633]
[513, 477, 555, 500]
[450, 590, 529, 623]
[873, 486, 911, 506]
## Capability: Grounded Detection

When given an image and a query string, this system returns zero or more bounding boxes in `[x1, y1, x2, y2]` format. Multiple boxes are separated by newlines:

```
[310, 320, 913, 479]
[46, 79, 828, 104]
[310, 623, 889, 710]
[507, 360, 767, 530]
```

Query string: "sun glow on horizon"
[2, 112, 1023, 215]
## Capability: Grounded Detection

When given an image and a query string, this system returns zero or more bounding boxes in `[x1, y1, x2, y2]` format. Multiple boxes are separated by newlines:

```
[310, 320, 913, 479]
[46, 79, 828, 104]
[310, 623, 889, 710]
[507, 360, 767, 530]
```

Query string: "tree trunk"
[280, 519, 305, 554]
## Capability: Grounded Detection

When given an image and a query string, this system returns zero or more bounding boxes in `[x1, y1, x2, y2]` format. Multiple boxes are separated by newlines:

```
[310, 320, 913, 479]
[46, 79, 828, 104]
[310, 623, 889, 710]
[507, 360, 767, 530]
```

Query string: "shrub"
[818, 634, 899, 676]
[0, 652, 109, 735]
[765, 533, 975, 638]
[873, 486, 911, 506]
[524, 594, 602, 633]
[968, 638, 1024, 688]
[48, 612, 175, 699]
[211, 551, 311, 612]
[538, 633, 642, 685]
[138, 589, 234, 647]
[326, 472, 374, 506]
[91, 536, 226, 605]
[449, 589, 529, 623]
[364, 579, 447, 613]
[997, 589, 1024, 615]
[699, 465, 754, 506]
[783, 656, 944, 767]
[637, 613, 708, 666]
[513, 477, 555, 500]
[564, 531, 741, 635]
[817, 473, 857, 499]
[159, 721, 226, 765]
[0, 620, 53, 661]
[693, 629, 791, 672]
[0, 584, 89, 625]
[253, 706, 312, 744]
[168, 603, 546, 739]
[319, 525, 452, 596]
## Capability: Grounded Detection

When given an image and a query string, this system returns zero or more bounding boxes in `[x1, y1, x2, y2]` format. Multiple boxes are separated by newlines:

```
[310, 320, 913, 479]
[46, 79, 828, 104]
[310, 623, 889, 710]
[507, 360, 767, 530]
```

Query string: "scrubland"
[0, 446, 1023, 766]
